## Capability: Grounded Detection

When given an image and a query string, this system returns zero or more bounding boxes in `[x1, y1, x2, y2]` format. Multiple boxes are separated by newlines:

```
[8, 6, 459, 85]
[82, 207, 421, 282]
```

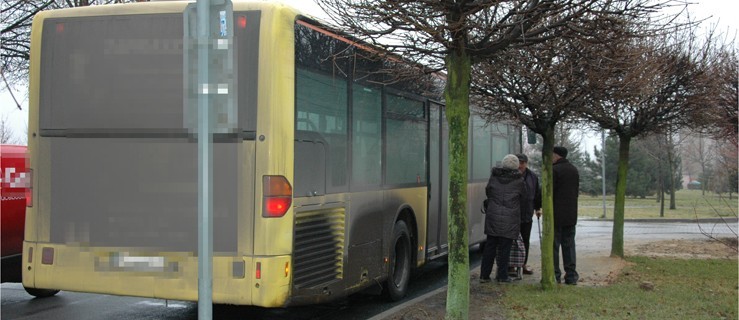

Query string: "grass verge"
[500, 257, 738, 319]
[579, 189, 738, 220]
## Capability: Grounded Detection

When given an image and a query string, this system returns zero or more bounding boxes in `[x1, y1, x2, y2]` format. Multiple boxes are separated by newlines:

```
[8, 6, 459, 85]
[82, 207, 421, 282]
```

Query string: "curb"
[581, 218, 738, 224]
[367, 286, 447, 320]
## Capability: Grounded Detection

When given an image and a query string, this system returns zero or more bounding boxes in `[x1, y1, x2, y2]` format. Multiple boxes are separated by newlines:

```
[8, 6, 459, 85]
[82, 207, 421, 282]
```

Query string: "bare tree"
[698, 40, 737, 200]
[474, 35, 597, 287]
[637, 133, 668, 214]
[644, 127, 685, 213]
[473, 4, 693, 284]
[710, 139, 738, 199]
[581, 23, 719, 258]
[0, 115, 20, 144]
[705, 46, 738, 146]
[315, 2, 676, 316]
[682, 131, 716, 195]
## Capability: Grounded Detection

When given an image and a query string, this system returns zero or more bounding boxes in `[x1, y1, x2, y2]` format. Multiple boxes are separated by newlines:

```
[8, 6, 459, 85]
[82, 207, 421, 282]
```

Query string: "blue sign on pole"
[184, 0, 236, 135]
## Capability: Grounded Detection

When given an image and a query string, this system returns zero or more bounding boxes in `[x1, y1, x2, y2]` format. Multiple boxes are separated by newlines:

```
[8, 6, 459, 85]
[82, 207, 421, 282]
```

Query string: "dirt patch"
[384, 237, 737, 320]
[578, 256, 632, 286]
[388, 276, 507, 320]
[626, 237, 738, 260]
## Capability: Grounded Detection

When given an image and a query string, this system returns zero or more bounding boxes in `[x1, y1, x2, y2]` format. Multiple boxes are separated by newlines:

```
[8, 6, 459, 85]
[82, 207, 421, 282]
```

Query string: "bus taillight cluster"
[262, 175, 292, 218]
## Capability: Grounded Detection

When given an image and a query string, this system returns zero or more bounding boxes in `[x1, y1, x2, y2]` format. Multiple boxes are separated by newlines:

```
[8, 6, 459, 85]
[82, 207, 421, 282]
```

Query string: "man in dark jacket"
[516, 154, 541, 275]
[552, 146, 580, 285]
[480, 154, 526, 283]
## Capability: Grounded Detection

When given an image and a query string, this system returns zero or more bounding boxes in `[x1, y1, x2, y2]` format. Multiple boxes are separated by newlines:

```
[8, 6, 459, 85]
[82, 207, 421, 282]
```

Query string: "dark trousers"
[553, 225, 578, 283]
[520, 221, 533, 265]
[480, 235, 513, 280]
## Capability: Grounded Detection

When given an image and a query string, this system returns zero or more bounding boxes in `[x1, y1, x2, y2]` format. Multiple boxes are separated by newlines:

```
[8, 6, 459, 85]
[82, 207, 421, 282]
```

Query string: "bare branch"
[694, 195, 738, 253]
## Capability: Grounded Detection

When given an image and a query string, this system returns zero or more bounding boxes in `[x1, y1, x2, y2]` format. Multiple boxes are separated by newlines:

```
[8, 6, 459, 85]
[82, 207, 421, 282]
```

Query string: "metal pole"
[196, 0, 213, 318]
[601, 129, 606, 219]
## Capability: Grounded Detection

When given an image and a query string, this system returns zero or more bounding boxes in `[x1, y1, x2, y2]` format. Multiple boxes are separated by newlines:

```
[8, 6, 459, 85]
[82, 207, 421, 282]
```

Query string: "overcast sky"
[1, 0, 737, 146]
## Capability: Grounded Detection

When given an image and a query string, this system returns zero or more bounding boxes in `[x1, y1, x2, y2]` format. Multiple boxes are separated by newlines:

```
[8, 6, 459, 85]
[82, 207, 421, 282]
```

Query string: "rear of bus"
[23, 2, 298, 306]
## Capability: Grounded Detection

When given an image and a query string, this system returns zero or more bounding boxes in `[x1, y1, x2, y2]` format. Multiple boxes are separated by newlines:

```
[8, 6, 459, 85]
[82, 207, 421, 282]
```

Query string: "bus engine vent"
[293, 207, 345, 289]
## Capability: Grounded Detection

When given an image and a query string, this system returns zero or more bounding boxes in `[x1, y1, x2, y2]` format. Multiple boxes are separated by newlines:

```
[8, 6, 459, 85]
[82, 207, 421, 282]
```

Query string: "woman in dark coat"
[479, 154, 526, 283]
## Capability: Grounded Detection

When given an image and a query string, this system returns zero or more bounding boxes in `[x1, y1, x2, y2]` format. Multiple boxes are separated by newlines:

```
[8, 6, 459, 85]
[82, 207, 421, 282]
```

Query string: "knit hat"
[516, 153, 528, 163]
[501, 154, 519, 170]
[553, 146, 568, 158]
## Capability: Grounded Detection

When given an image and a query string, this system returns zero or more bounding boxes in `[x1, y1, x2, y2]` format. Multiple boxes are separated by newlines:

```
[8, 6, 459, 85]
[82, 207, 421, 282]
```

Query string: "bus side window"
[294, 131, 327, 197]
[351, 84, 382, 188]
[295, 68, 348, 194]
[384, 93, 426, 185]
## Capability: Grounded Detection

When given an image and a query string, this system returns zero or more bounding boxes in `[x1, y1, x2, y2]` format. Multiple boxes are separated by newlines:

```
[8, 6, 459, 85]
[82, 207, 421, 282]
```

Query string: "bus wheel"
[385, 220, 411, 301]
[24, 287, 60, 298]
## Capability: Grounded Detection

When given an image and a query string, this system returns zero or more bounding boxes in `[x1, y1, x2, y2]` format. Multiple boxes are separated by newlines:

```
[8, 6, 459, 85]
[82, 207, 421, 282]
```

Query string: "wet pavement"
[573, 218, 737, 243]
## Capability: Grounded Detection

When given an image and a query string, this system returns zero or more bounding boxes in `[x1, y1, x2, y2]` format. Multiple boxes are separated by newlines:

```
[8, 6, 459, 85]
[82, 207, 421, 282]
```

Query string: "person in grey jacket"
[479, 154, 526, 283]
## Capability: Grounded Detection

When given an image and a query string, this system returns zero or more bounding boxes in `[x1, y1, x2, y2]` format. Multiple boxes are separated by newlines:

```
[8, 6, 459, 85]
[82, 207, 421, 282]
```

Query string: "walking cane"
[537, 212, 542, 242]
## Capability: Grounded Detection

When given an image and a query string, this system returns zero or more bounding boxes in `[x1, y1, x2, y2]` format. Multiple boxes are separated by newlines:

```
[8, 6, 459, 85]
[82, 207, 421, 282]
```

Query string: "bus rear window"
[40, 14, 184, 130]
[38, 12, 260, 132]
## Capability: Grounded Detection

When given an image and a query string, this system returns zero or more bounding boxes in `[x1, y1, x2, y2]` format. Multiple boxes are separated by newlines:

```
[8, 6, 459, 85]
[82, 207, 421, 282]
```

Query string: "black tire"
[385, 220, 411, 301]
[24, 287, 60, 298]
[478, 240, 487, 254]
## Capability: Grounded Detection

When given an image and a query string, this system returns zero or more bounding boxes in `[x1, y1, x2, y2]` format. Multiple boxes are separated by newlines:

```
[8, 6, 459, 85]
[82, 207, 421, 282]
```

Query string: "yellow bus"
[23, 1, 520, 307]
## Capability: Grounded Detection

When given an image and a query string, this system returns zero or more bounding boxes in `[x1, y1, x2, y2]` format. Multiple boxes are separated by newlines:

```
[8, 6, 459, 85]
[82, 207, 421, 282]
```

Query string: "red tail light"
[265, 197, 290, 215]
[262, 175, 292, 218]
[25, 169, 32, 207]
[237, 16, 247, 29]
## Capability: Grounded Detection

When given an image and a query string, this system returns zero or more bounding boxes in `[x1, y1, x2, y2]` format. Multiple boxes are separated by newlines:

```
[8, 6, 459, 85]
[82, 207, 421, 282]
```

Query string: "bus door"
[426, 102, 448, 259]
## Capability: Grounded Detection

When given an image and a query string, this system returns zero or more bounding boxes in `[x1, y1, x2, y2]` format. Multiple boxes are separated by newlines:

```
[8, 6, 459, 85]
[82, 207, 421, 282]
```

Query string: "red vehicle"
[1, 144, 29, 282]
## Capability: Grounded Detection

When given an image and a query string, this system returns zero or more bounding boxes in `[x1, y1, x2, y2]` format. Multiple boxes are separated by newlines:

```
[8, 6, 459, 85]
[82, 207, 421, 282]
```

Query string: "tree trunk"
[611, 134, 631, 258]
[444, 50, 470, 320]
[660, 189, 665, 218]
[539, 126, 556, 290]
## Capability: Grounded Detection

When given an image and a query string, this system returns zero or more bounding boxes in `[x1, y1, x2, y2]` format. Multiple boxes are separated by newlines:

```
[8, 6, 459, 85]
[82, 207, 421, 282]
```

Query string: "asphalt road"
[2, 219, 735, 320]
